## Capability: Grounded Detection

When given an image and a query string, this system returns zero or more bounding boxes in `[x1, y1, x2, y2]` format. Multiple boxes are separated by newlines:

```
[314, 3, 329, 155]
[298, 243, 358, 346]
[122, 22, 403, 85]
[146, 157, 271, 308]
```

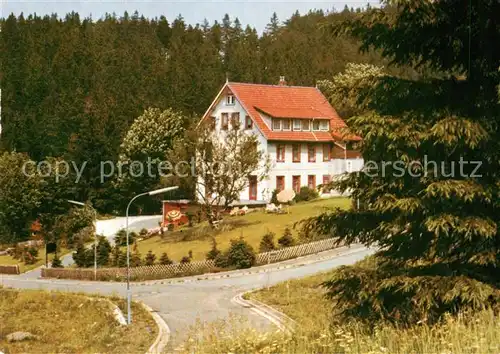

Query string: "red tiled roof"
[201, 82, 361, 142]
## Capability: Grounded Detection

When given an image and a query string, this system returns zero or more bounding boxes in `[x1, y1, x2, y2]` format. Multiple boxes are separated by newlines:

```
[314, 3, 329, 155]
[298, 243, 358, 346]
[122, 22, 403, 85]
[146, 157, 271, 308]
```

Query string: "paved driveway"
[57, 215, 163, 267]
[1, 245, 374, 350]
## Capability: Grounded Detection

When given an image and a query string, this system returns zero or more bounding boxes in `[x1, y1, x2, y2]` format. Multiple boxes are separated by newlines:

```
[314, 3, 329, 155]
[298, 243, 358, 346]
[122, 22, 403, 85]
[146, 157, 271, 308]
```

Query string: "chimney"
[278, 76, 286, 86]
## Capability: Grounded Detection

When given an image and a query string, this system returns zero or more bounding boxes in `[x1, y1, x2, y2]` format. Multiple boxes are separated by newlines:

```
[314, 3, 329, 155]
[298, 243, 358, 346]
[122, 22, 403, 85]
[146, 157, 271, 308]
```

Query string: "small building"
[162, 200, 190, 227]
[199, 79, 364, 204]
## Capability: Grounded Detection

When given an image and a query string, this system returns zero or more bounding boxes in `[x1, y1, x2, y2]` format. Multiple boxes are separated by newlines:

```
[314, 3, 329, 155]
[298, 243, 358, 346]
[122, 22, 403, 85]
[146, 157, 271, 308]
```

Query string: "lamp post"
[125, 186, 179, 325]
[68, 200, 98, 280]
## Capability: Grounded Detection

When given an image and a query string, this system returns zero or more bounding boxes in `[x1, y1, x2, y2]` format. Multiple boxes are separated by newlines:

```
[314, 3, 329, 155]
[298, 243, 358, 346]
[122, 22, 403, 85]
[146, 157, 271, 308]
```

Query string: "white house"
[200, 79, 364, 204]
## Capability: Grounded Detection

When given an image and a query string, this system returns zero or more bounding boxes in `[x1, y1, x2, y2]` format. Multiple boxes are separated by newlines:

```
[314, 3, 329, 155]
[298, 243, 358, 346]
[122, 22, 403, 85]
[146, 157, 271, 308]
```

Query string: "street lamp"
[68, 200, 98, 280]
[125, 186, 179, 325]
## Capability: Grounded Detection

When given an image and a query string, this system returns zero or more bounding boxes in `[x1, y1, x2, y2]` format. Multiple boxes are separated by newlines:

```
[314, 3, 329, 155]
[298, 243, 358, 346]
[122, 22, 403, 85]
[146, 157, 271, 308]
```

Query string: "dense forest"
[0, 7, 421, 213]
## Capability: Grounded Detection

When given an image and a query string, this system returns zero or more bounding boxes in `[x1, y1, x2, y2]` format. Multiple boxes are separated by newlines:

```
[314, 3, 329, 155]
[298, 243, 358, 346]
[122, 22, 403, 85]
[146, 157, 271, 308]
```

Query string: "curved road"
[1, 244, 373, 351]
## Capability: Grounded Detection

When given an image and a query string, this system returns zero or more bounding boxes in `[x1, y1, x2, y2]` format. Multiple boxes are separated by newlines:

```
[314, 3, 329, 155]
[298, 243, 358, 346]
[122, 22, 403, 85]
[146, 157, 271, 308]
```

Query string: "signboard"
[46, 242, 57, 254]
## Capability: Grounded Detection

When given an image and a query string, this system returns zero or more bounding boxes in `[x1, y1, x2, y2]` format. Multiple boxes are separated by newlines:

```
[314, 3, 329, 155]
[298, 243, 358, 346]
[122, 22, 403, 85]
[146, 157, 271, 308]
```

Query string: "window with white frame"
[226, 94, 235, 105]
[301, 120, 310, 131]
[293, 119, 301, 131]
[319, 120, 329, 131]
[272, 118, 281, 130]
[282, 119, 291, 130]
[312, 120, 320, 131]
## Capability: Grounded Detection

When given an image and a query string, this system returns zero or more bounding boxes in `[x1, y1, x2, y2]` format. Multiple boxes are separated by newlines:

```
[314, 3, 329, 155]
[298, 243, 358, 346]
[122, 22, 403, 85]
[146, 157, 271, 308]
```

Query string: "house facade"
[200, 80, 363, 204]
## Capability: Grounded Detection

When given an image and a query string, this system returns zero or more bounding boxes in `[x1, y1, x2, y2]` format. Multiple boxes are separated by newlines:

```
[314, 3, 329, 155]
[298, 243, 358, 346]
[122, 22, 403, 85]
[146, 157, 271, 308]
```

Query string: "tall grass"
[180, 310, 499, 353]
[0, 289, 156, 353]
[179, 268, 500, 353]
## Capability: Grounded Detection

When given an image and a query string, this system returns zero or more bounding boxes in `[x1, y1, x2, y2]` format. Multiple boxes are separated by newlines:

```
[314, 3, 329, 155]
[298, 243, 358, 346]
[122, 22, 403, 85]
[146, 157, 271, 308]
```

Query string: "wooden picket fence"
[256, 238, 340, 265]
[42, 238, 341, 281]
[42, 260, 217, 281]
[0, 264, 20, 275]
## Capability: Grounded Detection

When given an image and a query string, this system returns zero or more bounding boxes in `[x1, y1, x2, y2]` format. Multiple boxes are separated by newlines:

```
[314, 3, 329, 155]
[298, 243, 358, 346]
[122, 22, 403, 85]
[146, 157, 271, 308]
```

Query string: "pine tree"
[159, 252, 173, 265]
[259, 232, 276, 252]
[206, 237, 221, 260]
[130, 246, 142, 267]
[304, 0, 500, 325]
[277, 228, 294, 248]
[51, 254, 63, 268]
[144, 250, 156, 266]
[73, 241, 88, 268]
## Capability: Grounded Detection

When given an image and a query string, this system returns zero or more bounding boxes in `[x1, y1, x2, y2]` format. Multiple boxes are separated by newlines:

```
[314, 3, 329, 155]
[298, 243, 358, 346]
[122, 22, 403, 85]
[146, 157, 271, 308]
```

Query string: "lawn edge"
[232, 291, 296, 334]
[140, 301, 171, 354]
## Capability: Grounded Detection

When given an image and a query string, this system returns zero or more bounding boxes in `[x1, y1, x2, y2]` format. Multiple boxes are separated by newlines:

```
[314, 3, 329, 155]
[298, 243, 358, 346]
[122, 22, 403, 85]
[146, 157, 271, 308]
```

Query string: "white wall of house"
[207, 93, 271, 202]
[205, 91, 364, 204]
[267, 142, 363, 194]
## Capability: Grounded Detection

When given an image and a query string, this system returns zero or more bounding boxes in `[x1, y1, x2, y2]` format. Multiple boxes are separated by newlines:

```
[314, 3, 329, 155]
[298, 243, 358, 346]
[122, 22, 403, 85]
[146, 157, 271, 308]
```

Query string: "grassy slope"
[245, 268, 500, 354]
[0, 289, 156, 353]
[180, 264, 499, 353]
[135, 198, 350, 262]
[0, 247, 70, 273]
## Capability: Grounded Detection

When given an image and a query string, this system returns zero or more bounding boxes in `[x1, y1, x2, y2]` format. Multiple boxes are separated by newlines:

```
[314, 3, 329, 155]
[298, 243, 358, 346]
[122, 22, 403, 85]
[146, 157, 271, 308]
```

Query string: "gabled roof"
[201, 82, 361, 142]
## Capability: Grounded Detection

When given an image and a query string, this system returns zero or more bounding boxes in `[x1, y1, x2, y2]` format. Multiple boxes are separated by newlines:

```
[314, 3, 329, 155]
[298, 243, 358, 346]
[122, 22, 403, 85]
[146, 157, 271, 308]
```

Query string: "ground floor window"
[292, 175, 301, 193]
[276, 176, 285, 192]
[308, 175, 316, 190]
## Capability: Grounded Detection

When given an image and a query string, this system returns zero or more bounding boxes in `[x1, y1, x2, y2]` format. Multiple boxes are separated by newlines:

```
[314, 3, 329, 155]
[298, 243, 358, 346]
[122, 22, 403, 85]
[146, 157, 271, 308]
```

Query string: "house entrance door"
[249, 176, 257, 200]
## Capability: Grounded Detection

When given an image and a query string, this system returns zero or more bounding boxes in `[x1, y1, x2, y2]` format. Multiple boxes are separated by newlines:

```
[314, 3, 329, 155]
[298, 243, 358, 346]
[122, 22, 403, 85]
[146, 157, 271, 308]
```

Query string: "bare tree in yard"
[171, 121, 270, 226]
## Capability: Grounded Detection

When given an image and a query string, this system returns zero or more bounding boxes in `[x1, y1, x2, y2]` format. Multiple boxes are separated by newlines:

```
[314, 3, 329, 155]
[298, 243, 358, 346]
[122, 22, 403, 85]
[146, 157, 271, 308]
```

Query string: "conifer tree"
[304, 0, 500, 325]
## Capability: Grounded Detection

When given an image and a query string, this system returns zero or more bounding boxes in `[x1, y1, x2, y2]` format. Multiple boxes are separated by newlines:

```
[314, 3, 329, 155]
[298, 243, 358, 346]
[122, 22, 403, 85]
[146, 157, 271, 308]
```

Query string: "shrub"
[23, 247, 39, 265]
[224, 238, 256, 269]
[214, 252, 228, 268]
[130, 247, 142, 267]
[323, 256, 500, 326]
[144, 250, 156, 266]
[96, 236, 111, 266]
[278, 228, 295, 248]
[180, 255, 191, 264]
[159, 252, 173, 265]
[206, 238, 221, 260]
[186, 212, 194, 227]
[139, 228, 148, 238]
[73, 242, 89, 267]
[259, 232, 276, 252]
[294, 186, 319, 202]
[270, 189, 279, 204]
[114, 229, 136, 246]
[51, 254, 63, 268]
[27, 246, 39, 258]
[111, 246, 126, 267]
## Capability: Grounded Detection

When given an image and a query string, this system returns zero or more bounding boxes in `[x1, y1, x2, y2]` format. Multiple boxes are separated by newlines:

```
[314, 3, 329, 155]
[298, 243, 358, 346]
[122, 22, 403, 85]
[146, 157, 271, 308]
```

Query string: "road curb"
[141, 302, 170, 354]
[232, 292, 295, 334]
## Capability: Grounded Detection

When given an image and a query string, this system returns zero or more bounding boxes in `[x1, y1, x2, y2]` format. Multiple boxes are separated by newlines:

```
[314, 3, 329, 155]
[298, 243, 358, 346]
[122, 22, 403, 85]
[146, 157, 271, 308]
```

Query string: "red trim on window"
[276, 176, 285, 192]
[276, 144, 285, 162]
[292, 144, 301, 163]
[292, 175, 301, 193]
[308, 175, 316, 190]
[323, 144, 330, 161]
[221, 113, 229, 130]
[308, 144, 316, 162]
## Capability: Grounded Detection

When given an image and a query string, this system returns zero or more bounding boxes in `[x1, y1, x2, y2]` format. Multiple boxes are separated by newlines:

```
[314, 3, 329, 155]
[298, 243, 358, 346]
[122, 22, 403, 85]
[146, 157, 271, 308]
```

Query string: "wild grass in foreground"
[0, 289, 156, 353]
[179, 268, 499, 354]
[179, 310, 499, 354]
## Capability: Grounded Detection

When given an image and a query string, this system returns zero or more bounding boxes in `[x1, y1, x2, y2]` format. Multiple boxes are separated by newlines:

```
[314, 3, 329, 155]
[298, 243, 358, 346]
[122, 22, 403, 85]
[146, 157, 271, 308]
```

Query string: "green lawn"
[0, 289, 156, 353]
[135, 197, 350, 262]
[0, 247, 70, 273]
